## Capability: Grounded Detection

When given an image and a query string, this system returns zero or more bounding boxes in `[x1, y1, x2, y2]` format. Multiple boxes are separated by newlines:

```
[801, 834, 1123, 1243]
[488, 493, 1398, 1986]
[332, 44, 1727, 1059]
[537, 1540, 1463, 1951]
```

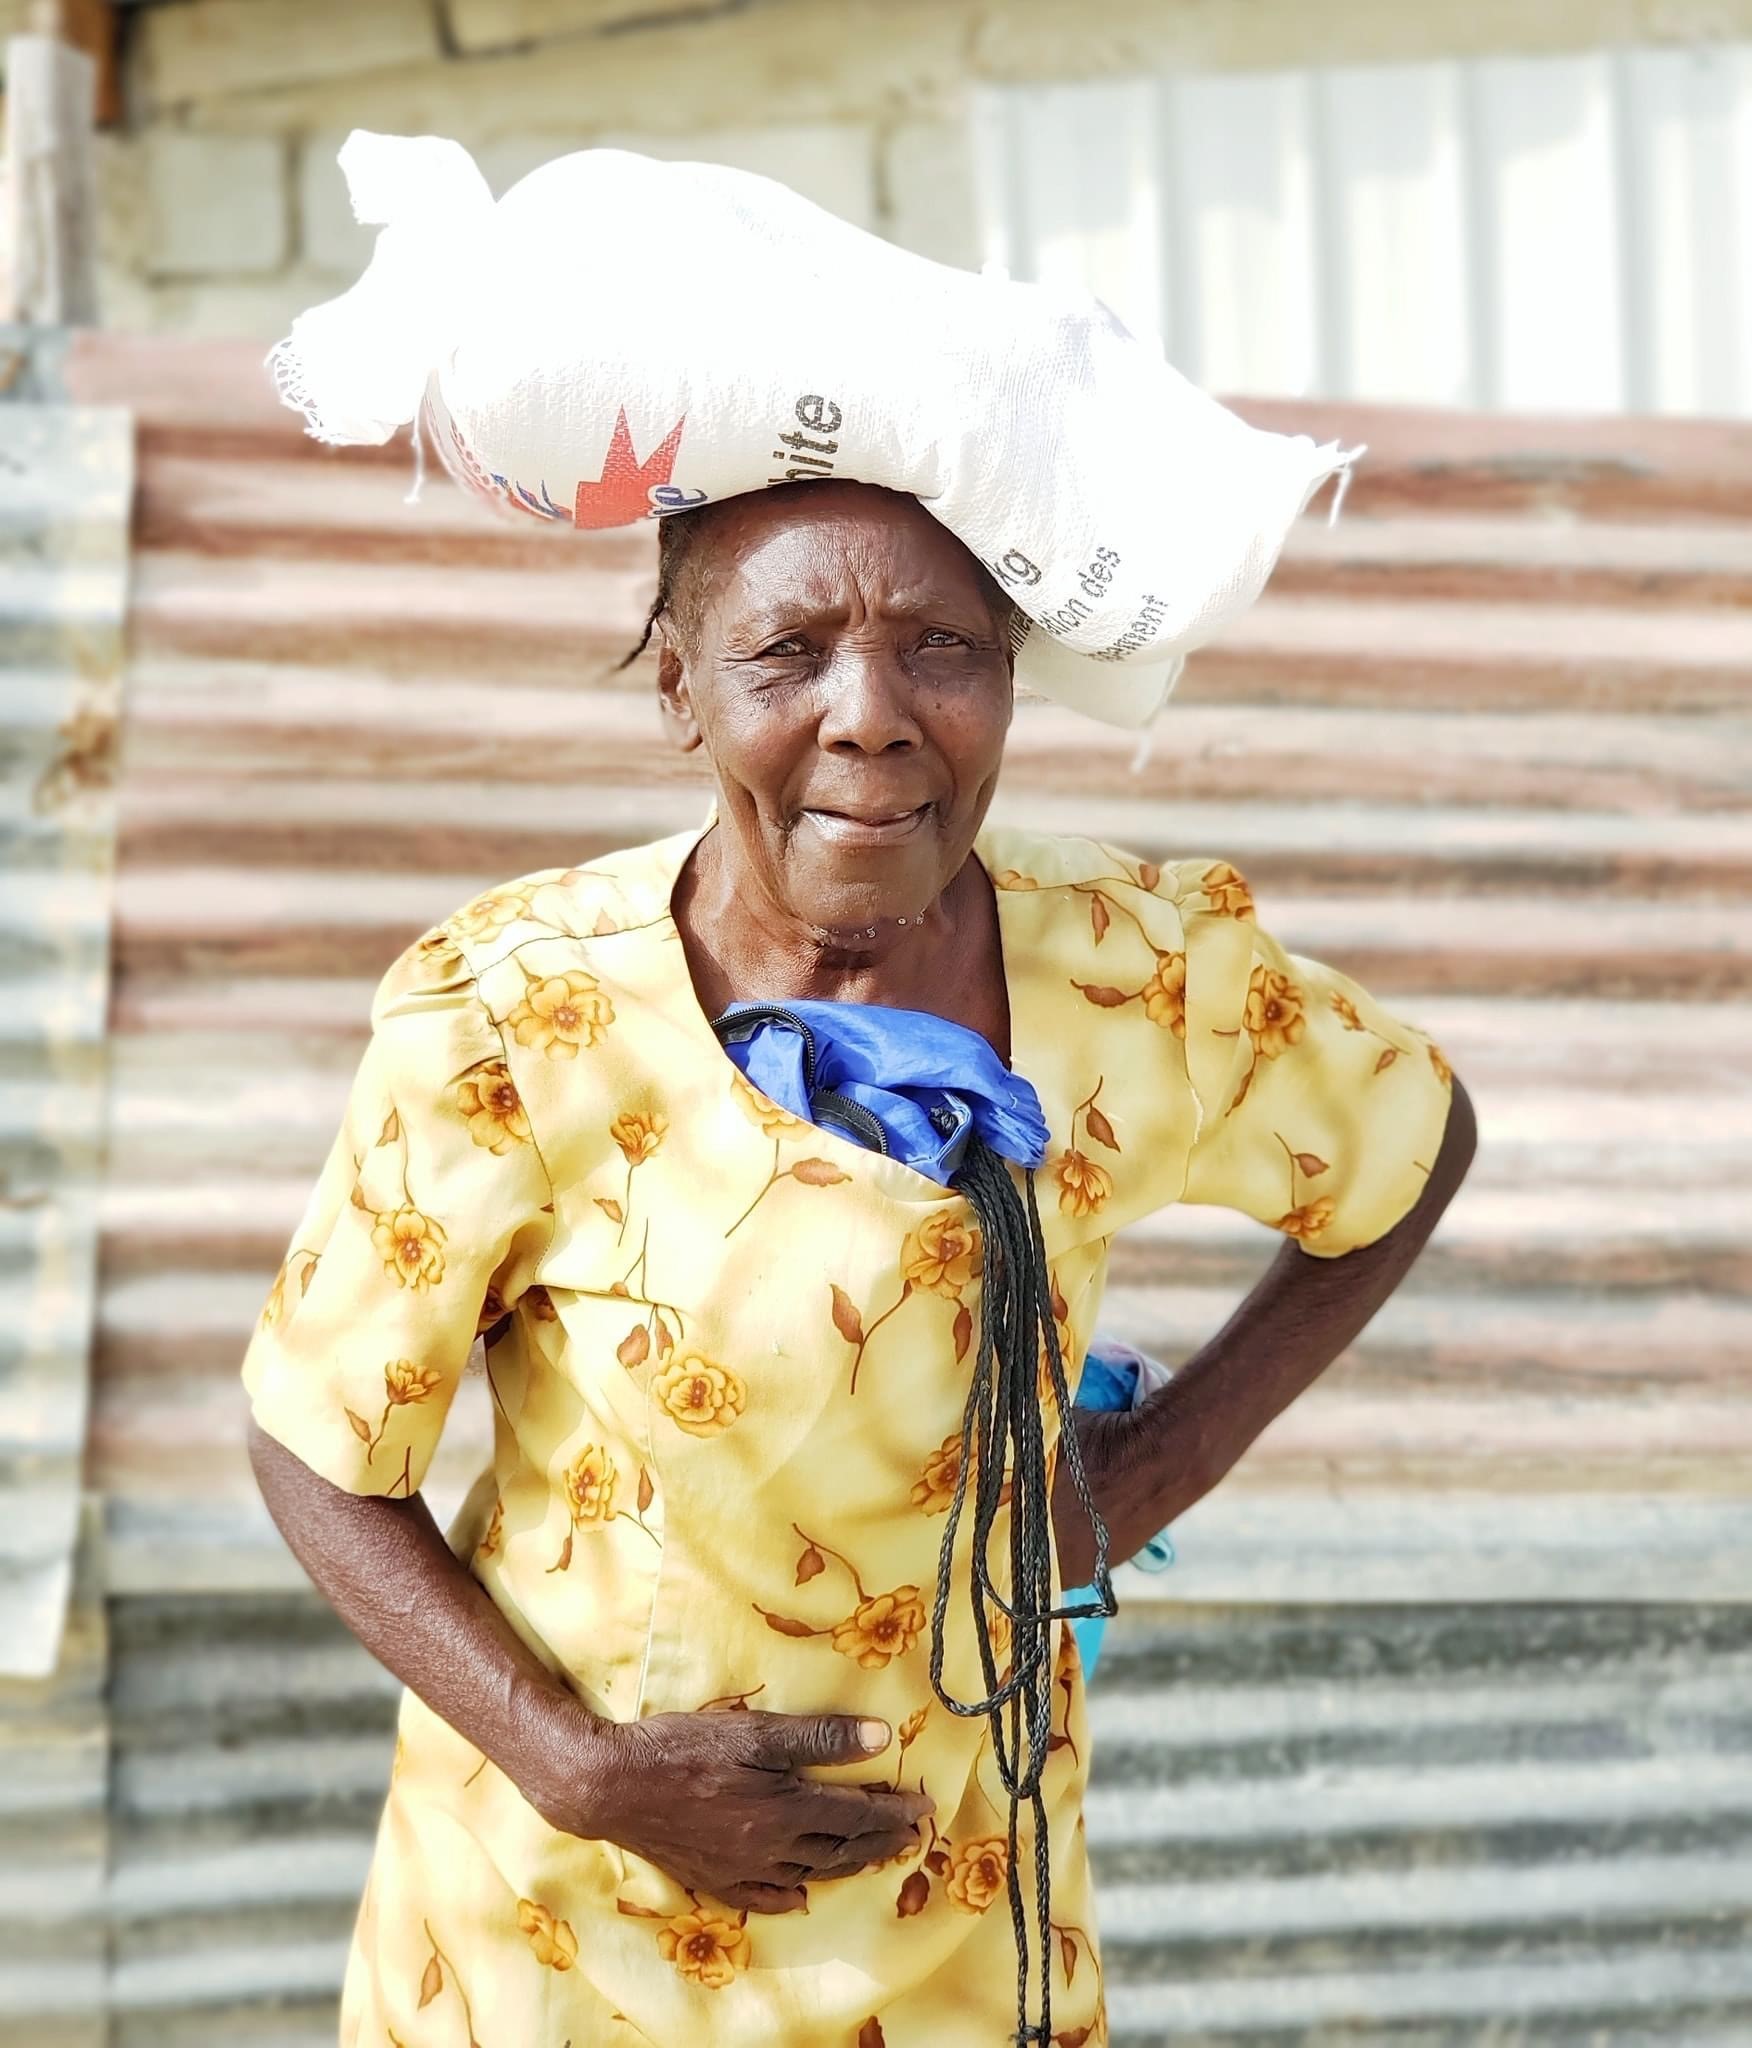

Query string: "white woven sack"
[270, 130, 1362, 729]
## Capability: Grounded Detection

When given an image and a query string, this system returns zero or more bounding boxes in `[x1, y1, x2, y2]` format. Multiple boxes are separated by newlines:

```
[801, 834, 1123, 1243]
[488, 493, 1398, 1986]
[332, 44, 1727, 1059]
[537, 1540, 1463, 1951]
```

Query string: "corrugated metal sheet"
[0, 1501, 107, 2048]
[66, 335, 1752, 1601]
[35, 329, 1752, 2040]
[0, 328, 132, 1678]
[92, 1590, 1752, 2048]
[973, 44, 1752, 419]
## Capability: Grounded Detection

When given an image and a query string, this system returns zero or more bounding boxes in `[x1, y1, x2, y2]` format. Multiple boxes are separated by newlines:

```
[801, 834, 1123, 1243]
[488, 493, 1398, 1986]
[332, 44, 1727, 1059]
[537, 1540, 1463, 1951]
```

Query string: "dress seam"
[454, 924, 672, 1728]
[454, 944, 563, 1294]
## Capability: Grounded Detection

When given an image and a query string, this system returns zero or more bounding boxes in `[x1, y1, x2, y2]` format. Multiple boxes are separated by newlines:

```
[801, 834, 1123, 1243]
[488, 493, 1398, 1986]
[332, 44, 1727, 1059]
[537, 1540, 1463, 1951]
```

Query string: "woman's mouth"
[798, 804, 933, 847]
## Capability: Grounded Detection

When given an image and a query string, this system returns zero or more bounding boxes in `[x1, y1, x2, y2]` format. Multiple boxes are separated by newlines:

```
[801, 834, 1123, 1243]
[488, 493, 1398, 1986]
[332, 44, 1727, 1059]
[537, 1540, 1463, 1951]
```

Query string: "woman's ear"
[656, 637, 703, 753]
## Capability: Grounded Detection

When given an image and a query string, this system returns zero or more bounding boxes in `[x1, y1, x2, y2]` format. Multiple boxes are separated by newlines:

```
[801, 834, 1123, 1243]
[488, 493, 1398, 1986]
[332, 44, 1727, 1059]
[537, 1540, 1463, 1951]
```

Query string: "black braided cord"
[930, 1139, 1118, 2046]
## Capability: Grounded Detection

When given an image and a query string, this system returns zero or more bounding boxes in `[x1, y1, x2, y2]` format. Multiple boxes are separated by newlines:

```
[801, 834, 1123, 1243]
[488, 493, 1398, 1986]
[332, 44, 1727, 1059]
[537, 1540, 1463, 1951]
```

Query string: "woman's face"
[658, 483, 1015, 940]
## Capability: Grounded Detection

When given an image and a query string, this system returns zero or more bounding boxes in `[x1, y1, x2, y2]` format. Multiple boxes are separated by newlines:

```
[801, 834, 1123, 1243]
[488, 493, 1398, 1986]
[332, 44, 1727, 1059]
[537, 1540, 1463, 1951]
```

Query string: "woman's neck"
[672, 826, 1011, 1058]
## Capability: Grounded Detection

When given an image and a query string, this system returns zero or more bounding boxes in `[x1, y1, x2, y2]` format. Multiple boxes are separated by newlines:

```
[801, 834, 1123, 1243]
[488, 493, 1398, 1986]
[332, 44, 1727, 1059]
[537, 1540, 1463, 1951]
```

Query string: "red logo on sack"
[571, 408, 687, 528]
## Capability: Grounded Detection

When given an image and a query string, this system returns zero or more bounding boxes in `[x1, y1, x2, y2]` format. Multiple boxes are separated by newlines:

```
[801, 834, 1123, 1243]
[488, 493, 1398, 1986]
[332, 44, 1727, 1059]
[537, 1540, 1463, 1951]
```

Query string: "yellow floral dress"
[242, 818, 1454, 2048]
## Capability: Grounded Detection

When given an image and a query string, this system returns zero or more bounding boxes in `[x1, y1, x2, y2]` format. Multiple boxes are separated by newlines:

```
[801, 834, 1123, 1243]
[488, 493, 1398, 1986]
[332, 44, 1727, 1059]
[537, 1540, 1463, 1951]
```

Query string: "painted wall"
[7, 0, 1750, 416]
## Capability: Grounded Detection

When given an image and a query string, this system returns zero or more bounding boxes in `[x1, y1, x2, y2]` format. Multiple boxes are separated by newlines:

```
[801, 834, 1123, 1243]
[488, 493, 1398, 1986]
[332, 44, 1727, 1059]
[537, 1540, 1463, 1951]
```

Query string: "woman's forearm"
[247, 1419, 598, 1810]
[248, 1419, 938, 1910]
[1054, 1075, 1479, 1585]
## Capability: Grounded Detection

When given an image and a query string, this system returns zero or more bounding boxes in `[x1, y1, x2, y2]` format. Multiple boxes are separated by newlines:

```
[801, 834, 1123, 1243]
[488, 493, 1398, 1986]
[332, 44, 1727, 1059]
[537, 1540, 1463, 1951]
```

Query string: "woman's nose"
[816, 648, 922, 754]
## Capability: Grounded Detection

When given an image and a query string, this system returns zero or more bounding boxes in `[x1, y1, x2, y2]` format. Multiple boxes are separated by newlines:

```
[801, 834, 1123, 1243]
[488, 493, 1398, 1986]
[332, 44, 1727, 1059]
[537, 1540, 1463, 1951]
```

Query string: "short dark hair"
[615, 490, 739, 672]
[615, 483, 1018, 671]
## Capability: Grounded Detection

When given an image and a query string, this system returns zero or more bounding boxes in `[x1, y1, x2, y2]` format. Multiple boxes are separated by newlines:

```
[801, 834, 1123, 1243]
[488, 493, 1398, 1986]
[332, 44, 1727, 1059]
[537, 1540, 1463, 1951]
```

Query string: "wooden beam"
[2, 31, 100, 323]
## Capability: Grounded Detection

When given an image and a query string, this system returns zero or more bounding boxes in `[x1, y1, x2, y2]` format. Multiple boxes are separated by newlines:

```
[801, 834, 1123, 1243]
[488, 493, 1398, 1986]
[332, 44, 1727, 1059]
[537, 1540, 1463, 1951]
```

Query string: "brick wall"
[14, 0, 1750, 336]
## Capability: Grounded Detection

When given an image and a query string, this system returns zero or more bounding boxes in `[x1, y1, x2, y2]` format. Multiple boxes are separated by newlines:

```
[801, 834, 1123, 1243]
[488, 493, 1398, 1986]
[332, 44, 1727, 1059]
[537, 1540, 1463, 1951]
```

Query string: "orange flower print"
[838, 1211, 978, 1394]
[730, 1066, 806, 1139]
[1218, 964, 1312, 1113]
[260, 1265, 288, 1330]
[657, 1908, 750, 1989]
[912, 1431, 1012, 1515]
[903, 1210, 982, 1298]
[516, 1898, 577, 1971]
[1278, 1198, 1336, 1241]
[1201, 861, 1255, 920]
[1330, 987, 1430, 1074]
[652, 1355, 747, 1436]
[549, 1440, 661, 1573]
[344, 1356, 445, 1479]
[1038, 1275, 1074, 1413]
[371, 1206, 446, 1291]
[725, 1073, 850, 1236]
[1272, 1133, 1334, 1243]
[415, 1920, 479, 2040]
[605, 1105, 669, 1243]
[1140, 951, 1188, 1037]
[1245, 965, 1306, 1061]
[384, 1358, 442, 1405]
[757, 1527, 926, 1669]
[258, 1246, 318, 1329]
[832, 1587, 927, 1670]
[911, 1433, 963, 1514]
[1428, 1040, 1454, 1086]
[448, 886, 534, 942]
[456, 1063, 529, 1152]
[1052, 1149, 1112, 1218]
[946, 1836, 1011, 1913]
[610, 1108, 667, 1164]
[990, 869, 1039, 891]
[476, 1496, 504, 1561]
[508, 970, 614, 1057]
[898, 1705, 929, 1750]
[562, 1444, 618, 1527]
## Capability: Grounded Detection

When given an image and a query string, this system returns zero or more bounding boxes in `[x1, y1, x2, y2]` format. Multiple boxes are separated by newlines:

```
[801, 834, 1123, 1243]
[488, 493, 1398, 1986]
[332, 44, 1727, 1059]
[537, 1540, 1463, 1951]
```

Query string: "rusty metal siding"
[36, 330, 1752, 2040]
[66, 334, 1752, 1599]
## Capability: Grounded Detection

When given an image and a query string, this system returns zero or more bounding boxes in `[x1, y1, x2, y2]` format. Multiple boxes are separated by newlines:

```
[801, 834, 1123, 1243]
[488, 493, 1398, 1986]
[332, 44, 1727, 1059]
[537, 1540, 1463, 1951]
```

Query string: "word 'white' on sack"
[768, 394, 845, 484]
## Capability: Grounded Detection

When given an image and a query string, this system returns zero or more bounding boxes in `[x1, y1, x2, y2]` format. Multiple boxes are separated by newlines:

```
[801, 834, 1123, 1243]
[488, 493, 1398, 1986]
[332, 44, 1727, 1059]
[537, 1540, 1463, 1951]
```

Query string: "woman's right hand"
[243, 1434, 929, 1917]
[528, 1699, 935, 1915]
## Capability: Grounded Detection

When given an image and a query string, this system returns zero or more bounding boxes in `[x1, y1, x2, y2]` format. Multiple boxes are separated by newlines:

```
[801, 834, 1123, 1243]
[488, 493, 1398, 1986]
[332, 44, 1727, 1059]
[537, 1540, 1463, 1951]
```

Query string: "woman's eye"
[758, 637, 809, 659]
[921, 630, 968, 649]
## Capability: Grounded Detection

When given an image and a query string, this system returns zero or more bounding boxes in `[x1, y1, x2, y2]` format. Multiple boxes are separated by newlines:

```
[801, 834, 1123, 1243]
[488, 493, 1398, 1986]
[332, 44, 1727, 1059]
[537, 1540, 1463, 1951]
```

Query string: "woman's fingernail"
[859, 1718, 890, 1751]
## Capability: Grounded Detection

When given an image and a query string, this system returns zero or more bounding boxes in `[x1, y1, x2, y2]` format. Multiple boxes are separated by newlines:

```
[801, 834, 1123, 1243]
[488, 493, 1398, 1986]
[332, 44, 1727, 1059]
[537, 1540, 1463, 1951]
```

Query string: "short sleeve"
[1173, 863, 1457, 1258]
[241, 936, 553, 1495]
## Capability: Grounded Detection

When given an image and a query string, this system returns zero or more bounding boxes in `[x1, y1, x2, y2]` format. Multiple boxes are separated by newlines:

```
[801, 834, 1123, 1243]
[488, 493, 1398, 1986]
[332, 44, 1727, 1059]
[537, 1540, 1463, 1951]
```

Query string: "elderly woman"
[245, 477, 1475, 2048]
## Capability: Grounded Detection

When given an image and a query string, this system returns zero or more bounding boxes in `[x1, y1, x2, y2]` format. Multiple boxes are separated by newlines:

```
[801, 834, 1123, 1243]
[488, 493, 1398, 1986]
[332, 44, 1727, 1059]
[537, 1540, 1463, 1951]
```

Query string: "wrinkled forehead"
[669, 481, 1010, 640]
